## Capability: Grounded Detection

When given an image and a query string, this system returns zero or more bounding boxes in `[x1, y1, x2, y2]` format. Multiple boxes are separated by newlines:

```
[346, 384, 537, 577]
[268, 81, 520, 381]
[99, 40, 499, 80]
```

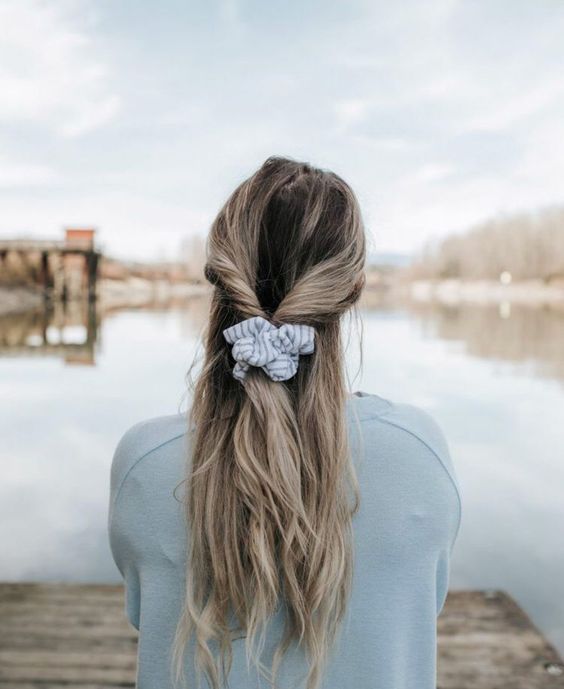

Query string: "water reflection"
[0, 301, 98, 365]
[0, 294, 211, 366]
[4, 296, 564, 385]
[408, 301, 564, 385]
[1, 296, 563, 656]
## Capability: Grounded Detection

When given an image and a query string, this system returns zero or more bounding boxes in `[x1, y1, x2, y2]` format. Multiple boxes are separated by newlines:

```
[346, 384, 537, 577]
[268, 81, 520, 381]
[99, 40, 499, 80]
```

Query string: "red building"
[65, 228, 96, 250]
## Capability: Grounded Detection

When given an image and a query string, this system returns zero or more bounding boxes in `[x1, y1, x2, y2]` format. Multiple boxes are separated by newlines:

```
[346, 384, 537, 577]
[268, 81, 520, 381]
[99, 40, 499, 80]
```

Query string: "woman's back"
[109, 391, 461, 689]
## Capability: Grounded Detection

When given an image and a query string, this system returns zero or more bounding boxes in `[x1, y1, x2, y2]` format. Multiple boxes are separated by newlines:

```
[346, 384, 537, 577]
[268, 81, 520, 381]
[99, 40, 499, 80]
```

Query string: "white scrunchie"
[223, 316, 315, 382]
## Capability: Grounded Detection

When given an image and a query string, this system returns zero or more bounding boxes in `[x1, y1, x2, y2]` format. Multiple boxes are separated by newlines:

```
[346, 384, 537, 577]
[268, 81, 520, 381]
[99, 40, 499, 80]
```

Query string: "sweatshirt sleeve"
[379, 402, 462, 614]
[108, 424, 144, 630]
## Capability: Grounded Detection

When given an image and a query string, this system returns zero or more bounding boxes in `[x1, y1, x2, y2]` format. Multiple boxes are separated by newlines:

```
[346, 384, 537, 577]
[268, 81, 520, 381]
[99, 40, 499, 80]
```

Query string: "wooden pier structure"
[0, 584, 562, 688]
[0, 229, 100, 302]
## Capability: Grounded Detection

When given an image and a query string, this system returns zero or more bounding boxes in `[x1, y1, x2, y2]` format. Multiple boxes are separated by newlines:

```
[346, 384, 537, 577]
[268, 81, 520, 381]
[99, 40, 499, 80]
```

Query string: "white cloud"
[218, 0, 243, 27]
[413, 163, 453, 183]
[513, 120, 564, 202]
[0, 192, 212, 261]
[58, 94, 121, 138]
[334, 99, 371, 129]
[0, 161, 60, 187]
[461, 77, 564, 134]
[0, 0, 563, 258]
[0, 0, 120, 137]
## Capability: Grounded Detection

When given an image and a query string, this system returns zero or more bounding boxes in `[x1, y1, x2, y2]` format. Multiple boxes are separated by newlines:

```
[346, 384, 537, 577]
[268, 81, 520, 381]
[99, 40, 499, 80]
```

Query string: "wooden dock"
[0, 584, 562, 688]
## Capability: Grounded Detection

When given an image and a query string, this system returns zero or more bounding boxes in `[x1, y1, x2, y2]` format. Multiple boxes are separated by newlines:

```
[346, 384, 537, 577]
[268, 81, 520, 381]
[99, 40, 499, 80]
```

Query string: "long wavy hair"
[173, 156, 366, 689]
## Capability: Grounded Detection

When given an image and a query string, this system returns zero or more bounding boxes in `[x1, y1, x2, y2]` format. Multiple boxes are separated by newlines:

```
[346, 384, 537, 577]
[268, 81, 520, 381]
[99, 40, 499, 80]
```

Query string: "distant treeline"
[409, 206, 564, 282]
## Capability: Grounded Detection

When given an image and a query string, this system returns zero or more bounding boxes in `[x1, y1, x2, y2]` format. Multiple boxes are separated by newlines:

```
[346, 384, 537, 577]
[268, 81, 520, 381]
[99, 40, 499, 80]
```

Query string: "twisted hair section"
[173, 157, 366, 689]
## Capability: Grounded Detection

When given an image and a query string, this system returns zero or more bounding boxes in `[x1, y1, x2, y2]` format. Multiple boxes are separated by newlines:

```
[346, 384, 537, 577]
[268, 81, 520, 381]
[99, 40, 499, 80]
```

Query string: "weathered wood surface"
[0, 584, 562, 688]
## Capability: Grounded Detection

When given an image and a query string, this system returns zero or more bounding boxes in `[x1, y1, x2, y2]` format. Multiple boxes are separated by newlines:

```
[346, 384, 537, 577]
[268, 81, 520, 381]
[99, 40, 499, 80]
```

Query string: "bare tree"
[408, 206, 564, 282]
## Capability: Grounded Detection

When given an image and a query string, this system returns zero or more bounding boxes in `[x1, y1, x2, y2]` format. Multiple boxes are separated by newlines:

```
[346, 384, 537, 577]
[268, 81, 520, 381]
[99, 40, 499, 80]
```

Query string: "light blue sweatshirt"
[108, 392, 461, 689]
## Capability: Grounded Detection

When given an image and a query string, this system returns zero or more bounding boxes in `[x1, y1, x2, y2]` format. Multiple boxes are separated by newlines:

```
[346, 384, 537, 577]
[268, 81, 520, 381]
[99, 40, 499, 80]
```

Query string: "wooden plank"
[0, 685, 129, 689]
[0, 584, 562, 688]
[438, 591, 564, 689]
[0, 583, 124, 600]
[0, 650, 135, 668]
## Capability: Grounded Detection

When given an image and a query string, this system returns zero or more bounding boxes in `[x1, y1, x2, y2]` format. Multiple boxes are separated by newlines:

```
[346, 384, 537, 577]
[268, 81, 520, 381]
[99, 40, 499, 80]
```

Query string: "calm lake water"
[1, 296, 563, 655]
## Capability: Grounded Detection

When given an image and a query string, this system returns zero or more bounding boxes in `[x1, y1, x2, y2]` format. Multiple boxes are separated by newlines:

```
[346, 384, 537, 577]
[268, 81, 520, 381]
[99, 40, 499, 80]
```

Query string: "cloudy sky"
[1, 0, 563, 260]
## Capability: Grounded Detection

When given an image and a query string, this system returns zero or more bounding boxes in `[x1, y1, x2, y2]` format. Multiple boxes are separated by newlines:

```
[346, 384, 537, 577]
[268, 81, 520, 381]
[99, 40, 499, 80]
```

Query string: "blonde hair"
[173, 156, 366, 689]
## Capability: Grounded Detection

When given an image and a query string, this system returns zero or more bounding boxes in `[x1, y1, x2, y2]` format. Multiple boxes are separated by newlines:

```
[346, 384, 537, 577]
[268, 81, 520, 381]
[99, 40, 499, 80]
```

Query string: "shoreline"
[4, 278, 564, 317]
[98, 277, 208, 311]
[406, 279, 564, 306]
[0, 280, 210, 317]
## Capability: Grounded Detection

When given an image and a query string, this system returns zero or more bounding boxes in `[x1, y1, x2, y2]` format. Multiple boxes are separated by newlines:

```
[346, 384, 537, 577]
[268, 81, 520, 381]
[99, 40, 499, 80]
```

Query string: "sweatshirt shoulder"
[110, 413, 188, 503]
[378, 399, 455, 477]
[351, 393, 461, 504]
[351, 392, 462, 551]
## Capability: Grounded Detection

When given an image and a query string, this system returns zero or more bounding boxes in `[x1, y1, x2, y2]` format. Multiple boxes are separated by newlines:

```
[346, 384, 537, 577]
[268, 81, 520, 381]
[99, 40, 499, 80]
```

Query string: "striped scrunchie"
[223, 316, 315, 382]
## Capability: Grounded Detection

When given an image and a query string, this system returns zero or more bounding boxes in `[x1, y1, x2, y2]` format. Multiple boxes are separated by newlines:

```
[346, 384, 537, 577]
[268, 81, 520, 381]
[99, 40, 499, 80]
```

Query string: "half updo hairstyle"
[173, 156, 367, 689]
